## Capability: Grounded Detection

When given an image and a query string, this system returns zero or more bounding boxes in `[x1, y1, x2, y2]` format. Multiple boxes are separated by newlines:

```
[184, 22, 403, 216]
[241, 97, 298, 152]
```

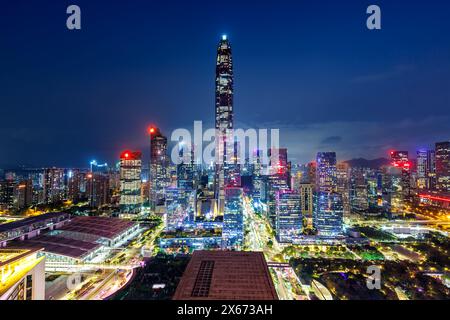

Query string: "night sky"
[1, 0, 449, 168]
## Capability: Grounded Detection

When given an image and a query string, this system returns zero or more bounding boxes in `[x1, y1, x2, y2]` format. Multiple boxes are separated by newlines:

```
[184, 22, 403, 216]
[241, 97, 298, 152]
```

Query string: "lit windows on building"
[435, 141, 450, 192]
[275, 190, 302, 243]
[314, 191, 344, 238]
[119, 150, 143, 217]
[222, 187, 243, 249]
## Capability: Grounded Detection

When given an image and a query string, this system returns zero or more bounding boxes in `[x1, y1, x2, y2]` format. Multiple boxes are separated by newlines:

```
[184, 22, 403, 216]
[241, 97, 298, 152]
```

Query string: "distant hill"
[343, 158, 390, 169]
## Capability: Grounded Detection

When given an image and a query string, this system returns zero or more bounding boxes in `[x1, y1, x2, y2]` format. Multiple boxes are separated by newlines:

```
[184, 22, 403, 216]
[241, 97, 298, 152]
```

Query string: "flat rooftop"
[7, 216, 137, 260]
[59, 216, 136, 240]
[173, 250, 278, 300]
[0, 212, 69, 233]
[10, 235, 101, 260]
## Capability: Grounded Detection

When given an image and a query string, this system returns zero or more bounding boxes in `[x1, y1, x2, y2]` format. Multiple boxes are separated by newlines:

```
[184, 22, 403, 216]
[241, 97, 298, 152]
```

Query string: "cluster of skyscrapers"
[1, 36, 449, 251]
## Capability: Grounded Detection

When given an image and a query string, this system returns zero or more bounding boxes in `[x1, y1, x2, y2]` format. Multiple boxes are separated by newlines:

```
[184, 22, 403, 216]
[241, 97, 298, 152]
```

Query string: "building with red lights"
[119, 151, 143, 217]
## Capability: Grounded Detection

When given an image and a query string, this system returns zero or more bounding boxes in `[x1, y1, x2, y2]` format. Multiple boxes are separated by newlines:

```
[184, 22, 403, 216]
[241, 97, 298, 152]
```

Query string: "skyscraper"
[222, 187, 244, 249]
[43, 168, 66, 204]
[215, 35, 234, 215]
[435, 141, 450, 192]
[299, 183, 313, 219]
[316, 152, 337, 193]
[314, 152, 343, 237]
[275, 190, 302, 243]
[390, 150, 411, 199]
[427, 149, 436, 190]
[416, 150, 428, 189]
[150, 128, 168, 208]
[119, 150, 143, 217]
[315, 191, 344, 237]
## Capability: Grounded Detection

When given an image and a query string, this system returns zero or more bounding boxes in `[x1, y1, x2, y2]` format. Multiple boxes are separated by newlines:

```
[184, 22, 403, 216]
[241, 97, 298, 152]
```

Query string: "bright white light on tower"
[222, 34, 227, 41]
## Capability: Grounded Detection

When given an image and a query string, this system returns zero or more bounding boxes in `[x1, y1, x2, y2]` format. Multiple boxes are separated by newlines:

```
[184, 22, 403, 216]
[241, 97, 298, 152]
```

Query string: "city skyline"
[1, 1, 450, 303]
[1, 0, 450, 167]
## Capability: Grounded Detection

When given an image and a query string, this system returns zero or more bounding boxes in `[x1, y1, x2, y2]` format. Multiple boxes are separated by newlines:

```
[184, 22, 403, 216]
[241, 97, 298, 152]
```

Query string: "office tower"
[43, 168, 66, 204]
[315, 191, 344, 237]
[119, 150, 143, 217]
[269, 148, 289, 177]
[150, 127, 168, 208]
[263, 148, 289, 226]
[336, 162, 350, 215]
[299, 183, 313, 219]
[306, 162, 317, 189]
[366, 169, 382, 211]
[314, 152, 343, 237]
[390, 151, 411, 199]
[435, 141, 450, 192]
[224, 140, 241, 187]
[416, 150, 428, 189]
[265, 148, 289, 226]
[0, 248, 45, 300]
[215, 35, 234, 216]
[222, 187, 244, 249]
[86, 173, 110, 208]
[13, 179, 33, 210]
[427, 150, 436, 190]
[252, 149, 263, 200]
[316, 152, 337, 193]
[349, 167, 369, 213]
[275, 190, 302, 243]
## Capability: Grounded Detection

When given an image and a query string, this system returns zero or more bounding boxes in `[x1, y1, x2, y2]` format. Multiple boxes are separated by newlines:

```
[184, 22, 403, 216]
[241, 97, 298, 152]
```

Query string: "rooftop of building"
[0, 212, 69, 233]
[9, 235, 102, 260]
[173, 250, 278, 300]
[7, 216, 137, 260]
[0, 248, 42, 267]
[0, 248, 44, 297]
[59, 216, 136, 240]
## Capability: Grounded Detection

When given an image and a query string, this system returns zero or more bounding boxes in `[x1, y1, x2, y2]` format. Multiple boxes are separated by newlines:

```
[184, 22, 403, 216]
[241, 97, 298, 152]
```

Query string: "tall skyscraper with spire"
[215, 35, 234, 214]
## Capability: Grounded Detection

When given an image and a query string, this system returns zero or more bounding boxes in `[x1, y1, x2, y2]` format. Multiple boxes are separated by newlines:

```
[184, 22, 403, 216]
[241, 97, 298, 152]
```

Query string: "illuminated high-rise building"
[435, 141, 450, 192]
[275, 190, 302, 243]
[0, 179, 15, 210]
[252, 149, 263, 200]
[150, 128, 168, 208]
[336, 162, 350, 215]
[43, 168, 66, 204]
[314, 152, 343, 237]
[315, 191, 344, 237]
[349, 167, 369, 213]
[316, 152, 337, 193]
[13, 179, 33, 210]
[416, 150, 428, 189]
[427, 149, 436, 189]
[86, 172, 110, 208]
[222, 187, 243, 249]
[299, 183, 313, 219]
[390, 151, 411, 199]
[215, 35, 234, 216]
[119, 150, 143, 217]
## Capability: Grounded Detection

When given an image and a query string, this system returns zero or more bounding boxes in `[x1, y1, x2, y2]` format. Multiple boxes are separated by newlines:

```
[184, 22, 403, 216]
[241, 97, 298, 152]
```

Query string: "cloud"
[320, 136, 342, 145]
[352, 65, 415, 84]
[258, 116, 450, 164]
